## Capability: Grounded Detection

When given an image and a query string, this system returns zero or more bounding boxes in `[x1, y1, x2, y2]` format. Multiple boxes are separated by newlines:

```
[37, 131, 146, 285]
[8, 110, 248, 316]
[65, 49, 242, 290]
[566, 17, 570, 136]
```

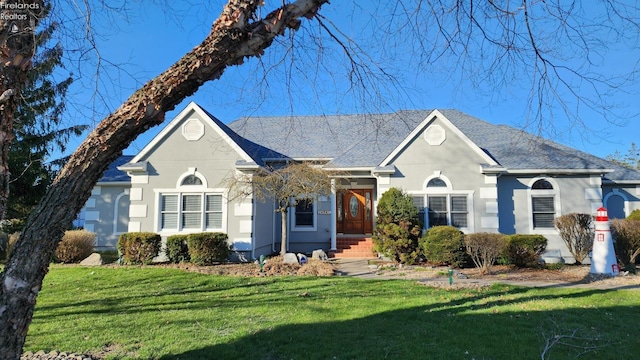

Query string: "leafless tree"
[554, 213, 594, 264]
[226, 162, 333, 255]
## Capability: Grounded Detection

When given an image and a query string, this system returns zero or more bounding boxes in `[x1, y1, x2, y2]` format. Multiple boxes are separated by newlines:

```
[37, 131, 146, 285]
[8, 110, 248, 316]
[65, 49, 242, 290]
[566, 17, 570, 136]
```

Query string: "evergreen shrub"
[55, 230, 96, 263]
[372, 188, 422, 264]
[627, 209, 640, 222]
[420, 226, 469, 268]
[118, 232, 161, 265]
[503, 234, 547, 267]
[187, 232, 231, 265]
[166, 234, 190, 263]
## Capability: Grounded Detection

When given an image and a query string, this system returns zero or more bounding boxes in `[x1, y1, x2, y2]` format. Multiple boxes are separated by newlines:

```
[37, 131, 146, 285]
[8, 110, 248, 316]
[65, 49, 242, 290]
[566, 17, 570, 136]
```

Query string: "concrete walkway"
[331, 258, 640, 290]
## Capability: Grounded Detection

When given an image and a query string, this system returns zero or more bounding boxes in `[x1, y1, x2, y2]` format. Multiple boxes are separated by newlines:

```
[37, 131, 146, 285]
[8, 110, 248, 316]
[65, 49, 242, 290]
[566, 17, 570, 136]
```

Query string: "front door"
[337, 189, 373, 234]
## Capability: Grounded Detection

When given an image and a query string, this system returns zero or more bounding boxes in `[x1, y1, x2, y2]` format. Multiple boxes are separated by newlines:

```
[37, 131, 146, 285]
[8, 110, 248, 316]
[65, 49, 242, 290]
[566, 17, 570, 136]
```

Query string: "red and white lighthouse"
[590, 207, 619, 276]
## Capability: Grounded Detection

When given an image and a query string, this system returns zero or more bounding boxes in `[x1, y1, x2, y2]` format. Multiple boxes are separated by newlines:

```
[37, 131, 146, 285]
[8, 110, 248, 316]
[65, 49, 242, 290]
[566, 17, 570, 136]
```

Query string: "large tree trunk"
[0, 1, 328, 358]
[0, 1, 45, 220]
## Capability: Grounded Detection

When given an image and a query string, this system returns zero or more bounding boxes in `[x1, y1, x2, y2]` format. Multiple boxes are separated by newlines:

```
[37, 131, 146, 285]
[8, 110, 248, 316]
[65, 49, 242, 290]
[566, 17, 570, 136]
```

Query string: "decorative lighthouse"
[590, 207, 619, 276]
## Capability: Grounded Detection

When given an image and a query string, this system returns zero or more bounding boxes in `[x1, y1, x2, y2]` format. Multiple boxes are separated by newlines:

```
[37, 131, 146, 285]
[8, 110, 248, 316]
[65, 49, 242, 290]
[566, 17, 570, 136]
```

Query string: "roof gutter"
[504, 168, 613, 175]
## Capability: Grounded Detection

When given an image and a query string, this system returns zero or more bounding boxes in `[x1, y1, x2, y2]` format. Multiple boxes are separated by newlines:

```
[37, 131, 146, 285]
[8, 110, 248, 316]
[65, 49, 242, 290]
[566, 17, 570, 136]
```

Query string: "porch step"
[329, 237, 377, 258]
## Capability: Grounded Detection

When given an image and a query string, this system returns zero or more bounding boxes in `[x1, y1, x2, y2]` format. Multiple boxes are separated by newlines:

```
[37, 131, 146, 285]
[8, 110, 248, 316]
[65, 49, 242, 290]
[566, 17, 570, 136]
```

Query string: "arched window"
[532, 179, 553, 190]
[427, 178, 447, 188]
[417, 174, 470, 230]
[181, 174, 203, 186]
[159, 170, 225, 232]
[530, 178, 557, 229]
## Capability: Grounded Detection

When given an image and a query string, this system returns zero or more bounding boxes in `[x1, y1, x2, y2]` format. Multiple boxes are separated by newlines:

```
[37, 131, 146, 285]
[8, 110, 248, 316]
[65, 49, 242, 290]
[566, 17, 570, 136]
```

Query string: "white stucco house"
[77, 102, 640, 262]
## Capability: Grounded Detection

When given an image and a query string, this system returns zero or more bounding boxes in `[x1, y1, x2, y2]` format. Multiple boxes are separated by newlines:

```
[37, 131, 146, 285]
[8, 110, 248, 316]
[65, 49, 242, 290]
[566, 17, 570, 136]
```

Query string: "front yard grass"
[25, 266, 640, 359]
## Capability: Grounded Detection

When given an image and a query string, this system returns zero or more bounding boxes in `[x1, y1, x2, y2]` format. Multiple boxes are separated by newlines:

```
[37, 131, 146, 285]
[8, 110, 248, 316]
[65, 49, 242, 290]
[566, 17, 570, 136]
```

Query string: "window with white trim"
[292, 198, 316, 231]
[160, 193, 224, 231]
[426, 195, 468, 228]
[295, 199, 314, 226]
[531, 179, 555, 229]
[417, 175, 471, 230]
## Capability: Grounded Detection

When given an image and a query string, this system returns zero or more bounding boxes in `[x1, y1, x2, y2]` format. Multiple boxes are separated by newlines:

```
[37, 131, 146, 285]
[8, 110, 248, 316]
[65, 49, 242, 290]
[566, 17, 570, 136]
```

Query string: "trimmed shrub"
[465, 232, 507, 274]
[117, 232, 161, 265]
[611, 219, 640, 269]
[627, 209, 640, 222]
[187, 232, 231, 265]
[372, 188, 422, 264]
[166, 234, 190, 263]
[503, 234, 547, 267]
[554, 213, 594, 264]
[55, 230, 96, 263]
[420, 226, 469, 268]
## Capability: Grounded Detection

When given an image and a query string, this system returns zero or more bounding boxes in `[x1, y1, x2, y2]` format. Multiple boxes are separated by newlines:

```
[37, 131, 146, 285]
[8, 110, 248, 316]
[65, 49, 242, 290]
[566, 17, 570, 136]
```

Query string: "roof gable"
[130, 102, 259, 165]
[379, 109, 500, 167]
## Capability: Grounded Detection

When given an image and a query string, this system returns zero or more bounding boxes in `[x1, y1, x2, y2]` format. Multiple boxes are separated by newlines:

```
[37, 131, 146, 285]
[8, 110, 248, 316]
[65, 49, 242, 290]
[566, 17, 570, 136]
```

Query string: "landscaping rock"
[80, 253, 103, 266]
[311, 249, 327, 261]
[21, 350, 95, 359]
[283, 253, 299, 264]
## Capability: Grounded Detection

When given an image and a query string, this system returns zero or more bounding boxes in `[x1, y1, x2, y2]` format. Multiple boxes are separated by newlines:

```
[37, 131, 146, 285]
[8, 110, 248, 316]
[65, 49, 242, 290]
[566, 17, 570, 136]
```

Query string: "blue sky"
[57, 1, 639, 161]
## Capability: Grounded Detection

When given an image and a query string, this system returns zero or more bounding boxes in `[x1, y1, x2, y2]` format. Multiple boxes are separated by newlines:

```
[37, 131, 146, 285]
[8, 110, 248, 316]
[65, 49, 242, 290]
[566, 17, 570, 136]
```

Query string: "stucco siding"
[84, 184, 130, 249]
[387, 119, 495, 233]
[128, 109, 247, 254]
[285, 195, 333, 254]
[253, 197, 276, 256]
[500, 174, 604, 261]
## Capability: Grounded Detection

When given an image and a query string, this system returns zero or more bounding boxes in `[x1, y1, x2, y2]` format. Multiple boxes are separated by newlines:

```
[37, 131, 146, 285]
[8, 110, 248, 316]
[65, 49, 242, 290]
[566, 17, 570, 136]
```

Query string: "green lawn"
[25, 266, 640, 359]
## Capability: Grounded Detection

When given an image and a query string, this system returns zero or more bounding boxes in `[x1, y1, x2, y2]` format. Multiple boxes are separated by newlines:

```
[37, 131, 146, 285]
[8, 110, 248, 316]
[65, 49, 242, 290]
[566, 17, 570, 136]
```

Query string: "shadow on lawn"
[157, 284, 639, 360]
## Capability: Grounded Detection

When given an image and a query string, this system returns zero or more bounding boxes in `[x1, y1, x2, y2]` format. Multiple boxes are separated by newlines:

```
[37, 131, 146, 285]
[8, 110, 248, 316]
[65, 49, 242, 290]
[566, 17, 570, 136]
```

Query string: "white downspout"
[330, 179, 337, 250]
[250, 194, 256, 260]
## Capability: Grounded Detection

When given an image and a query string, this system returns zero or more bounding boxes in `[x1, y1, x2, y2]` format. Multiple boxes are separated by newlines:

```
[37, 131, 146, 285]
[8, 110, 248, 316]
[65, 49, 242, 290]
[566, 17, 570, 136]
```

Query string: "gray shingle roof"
[438, 110, 640, 181]
[98, 155, 134, 182]
[228, 108, 640, 181]
[227, 112, 426, 167]
[104, 105, 640, 183]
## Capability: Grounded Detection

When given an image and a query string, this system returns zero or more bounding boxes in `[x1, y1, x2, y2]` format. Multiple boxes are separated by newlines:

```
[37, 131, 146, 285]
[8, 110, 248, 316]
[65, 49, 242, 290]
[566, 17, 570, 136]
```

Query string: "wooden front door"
[337, 189, 373, 234]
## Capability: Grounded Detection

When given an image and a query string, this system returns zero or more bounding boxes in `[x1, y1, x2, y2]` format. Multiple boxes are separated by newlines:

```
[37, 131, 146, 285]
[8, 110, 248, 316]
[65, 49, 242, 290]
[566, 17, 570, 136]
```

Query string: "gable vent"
[424, 124, 446, 145]
[182, 118, 205, 141]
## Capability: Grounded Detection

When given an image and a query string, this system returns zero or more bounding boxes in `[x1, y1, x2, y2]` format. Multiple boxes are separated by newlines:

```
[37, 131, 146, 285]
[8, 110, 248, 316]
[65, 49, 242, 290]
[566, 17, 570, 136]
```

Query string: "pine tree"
[4, 8, 86, 224]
